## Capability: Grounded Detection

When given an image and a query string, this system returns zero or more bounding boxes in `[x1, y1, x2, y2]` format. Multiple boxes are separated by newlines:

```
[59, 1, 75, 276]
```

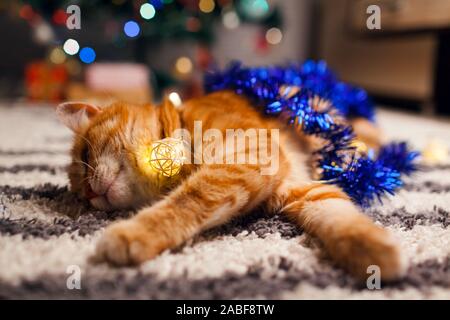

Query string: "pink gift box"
[85, 63, 150, 91]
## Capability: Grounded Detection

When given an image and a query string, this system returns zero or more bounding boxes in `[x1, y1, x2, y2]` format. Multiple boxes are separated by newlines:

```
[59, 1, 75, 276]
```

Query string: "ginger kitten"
[56, 91, 405, 281]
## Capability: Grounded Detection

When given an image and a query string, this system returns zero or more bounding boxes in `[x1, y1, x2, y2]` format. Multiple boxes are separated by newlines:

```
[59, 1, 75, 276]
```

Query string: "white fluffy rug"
[0, 104, 449, 299]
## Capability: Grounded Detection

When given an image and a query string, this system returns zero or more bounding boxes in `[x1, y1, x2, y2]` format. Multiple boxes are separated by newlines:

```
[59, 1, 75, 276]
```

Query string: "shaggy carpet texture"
[0, 104, 449, 299]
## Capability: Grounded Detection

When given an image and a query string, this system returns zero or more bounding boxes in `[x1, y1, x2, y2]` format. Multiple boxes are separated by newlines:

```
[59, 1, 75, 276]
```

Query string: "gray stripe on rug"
[0, 257, 447, 299]
[0, 207, 301, 240]
[0, 149, 66, 156]
[0, 164, 65, 174]
[1, 184, 448, 240]
[404, 181, 450, 193]
[421, 164, 450, 171]
[1, 204, 447, 241]
[0, 214, 115, 239]
[366, 207, 449, 230]
[0, 184, 69, 201]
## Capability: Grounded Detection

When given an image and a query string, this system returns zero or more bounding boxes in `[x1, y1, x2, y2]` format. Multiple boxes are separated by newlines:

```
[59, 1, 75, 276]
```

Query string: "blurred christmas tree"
[2, 0, 284, 99]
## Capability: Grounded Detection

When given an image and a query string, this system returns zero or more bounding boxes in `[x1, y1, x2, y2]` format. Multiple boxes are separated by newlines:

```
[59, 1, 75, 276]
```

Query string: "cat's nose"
[89, 177, 115, 196]
[85, 183, 99, 200]
[90, 162, 119, 196]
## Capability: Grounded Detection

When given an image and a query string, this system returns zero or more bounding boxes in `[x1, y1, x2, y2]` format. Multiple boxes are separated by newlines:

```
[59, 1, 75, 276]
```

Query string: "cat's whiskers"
[78, 176, 92, 186]
[73, 159, 95, 172]
[75, 133, 101, 156]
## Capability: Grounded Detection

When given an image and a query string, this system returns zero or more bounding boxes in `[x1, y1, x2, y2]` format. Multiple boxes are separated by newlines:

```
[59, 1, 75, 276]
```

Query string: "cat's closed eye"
[81, 146, 89, 166]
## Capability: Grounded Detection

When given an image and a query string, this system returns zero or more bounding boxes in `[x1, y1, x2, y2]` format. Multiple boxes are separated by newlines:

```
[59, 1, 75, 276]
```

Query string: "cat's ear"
[56, 102, 102, 133]
[159, 96, 181, 138]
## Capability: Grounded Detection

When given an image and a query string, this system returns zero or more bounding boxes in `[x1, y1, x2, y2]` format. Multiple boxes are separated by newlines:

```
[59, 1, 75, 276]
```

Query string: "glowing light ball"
[124, 21, 140, 38]
[140, 3, 156, 20]
[148, 138, 185, 177]
[79, 47, 96, 64]
[63, 39, 80, 55]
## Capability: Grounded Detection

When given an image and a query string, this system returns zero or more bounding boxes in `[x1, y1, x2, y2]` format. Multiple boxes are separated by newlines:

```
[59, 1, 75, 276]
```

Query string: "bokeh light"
[199, 0, 215, 13]
[239, 0, 269, 20]
[49, 47, 66, 65]
[19, 5, 35, 20]
[168, 92, 182, 107]
[52, 9, 67, 25]
[124, 20, 140, 38]
[140, 3, 156, 20]
[79, 47, 96, 64]
[34, 22, 54, 44]
[63, 39, 80, 55]
[186, 17, 201, 32]
[175, 56, 193, 75]
[151, 0, 164, 9]
[222, 11, 240, 29]
[265, 27, 283, 45]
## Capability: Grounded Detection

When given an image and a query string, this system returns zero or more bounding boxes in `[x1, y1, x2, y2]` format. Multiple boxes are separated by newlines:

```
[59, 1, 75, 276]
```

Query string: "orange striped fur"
[57, 91, 405, 281]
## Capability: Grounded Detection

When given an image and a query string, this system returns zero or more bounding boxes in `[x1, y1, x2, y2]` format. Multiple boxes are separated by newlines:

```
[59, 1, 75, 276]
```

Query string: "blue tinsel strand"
[336, 157, 403, 206]
[377, 142, 420, 175]
[280, 60, 376, 121]
[204, 61, 419, 206]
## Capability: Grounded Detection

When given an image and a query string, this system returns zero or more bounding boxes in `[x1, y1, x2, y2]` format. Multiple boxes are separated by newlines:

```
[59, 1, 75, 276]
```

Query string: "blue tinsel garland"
[204, 60, 419, 206]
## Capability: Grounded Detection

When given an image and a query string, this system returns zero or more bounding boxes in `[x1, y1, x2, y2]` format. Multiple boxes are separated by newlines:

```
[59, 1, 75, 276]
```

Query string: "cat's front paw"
[94, 219, 165, 266]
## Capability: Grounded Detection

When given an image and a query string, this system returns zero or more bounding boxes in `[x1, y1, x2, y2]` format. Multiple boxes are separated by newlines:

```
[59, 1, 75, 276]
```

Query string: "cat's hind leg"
[273, 182, 407, 281]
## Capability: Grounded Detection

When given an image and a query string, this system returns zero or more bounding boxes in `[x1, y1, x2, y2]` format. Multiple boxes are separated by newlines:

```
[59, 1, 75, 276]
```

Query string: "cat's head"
[56, 100, 181, 211]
